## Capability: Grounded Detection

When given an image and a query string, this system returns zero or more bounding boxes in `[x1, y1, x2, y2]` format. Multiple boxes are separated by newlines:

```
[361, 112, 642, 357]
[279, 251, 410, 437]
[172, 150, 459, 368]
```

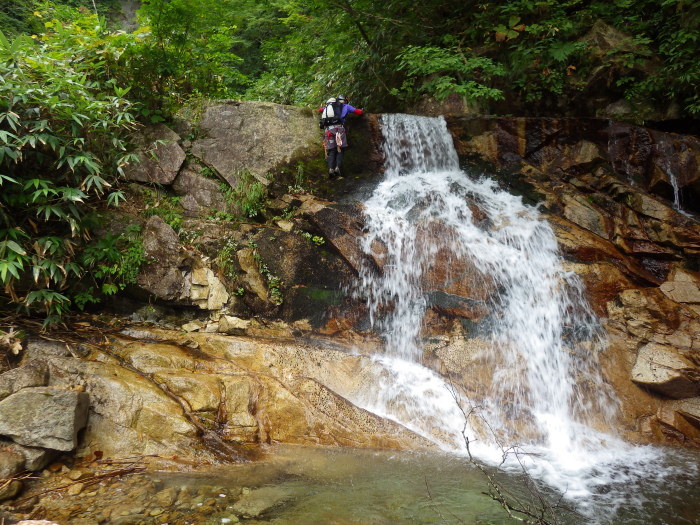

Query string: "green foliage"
[119, 0, 247, 111]
[222, 170, 269, 220]
[244, 0, 699, 118]
[217, 237, 239, 281]
[80, 224, 146, 304]
[299, 231, 325, 247]
[394, 45, 505, 104]
[0, 6, 139, 320]
[0, 0, 37, 35]
[142, 189, 183, 231]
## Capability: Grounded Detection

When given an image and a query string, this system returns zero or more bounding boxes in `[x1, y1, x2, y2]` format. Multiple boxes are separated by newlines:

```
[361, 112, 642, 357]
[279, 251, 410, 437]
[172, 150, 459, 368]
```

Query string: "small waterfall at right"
[345, 114, 699, 523]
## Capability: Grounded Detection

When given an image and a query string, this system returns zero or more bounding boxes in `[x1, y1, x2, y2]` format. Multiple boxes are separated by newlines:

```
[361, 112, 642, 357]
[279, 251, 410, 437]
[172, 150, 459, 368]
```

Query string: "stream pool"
[143, 444, 699, 525]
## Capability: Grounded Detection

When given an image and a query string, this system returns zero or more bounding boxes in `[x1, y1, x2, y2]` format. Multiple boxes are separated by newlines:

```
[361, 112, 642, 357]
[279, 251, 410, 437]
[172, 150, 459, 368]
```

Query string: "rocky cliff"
[446, 117, 700, 446]
[1, 102, 699, 488]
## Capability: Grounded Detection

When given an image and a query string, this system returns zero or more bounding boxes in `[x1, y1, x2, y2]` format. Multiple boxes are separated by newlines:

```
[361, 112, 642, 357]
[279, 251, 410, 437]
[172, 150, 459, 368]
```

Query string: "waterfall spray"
[344, 114, 680, 516]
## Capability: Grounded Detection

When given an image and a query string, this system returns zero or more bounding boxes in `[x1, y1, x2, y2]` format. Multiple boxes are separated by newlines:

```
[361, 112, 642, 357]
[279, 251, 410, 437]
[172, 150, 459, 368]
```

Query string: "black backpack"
[319, 100, 344, 128]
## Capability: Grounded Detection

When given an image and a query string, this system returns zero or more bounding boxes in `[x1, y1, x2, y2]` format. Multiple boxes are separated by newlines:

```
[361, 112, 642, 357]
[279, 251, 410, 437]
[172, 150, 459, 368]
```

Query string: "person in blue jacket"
[319, 94, 363, 179]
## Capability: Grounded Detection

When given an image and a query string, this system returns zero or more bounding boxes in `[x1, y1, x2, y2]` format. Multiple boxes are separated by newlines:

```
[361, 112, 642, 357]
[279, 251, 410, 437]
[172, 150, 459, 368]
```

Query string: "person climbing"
[319, 94, 363, 179]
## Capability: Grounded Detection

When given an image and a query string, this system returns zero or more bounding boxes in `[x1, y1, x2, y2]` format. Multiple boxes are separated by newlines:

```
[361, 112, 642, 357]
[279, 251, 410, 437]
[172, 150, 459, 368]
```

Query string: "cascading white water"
[347, 114, 683, 518]
[355, 114, 615, 441]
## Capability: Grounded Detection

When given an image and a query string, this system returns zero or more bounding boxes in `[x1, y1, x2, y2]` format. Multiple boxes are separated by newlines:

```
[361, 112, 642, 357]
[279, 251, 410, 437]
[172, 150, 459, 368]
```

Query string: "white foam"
[346, 113, 695, 520]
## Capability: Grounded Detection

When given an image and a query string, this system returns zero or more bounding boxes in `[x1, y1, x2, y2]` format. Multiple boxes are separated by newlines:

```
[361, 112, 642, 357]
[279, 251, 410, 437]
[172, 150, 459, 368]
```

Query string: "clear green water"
[150, 444, 700, 525]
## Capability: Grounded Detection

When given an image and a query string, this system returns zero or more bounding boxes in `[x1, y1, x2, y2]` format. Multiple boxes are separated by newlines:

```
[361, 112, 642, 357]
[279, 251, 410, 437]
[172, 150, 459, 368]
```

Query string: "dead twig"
[442, 380, 582, 524]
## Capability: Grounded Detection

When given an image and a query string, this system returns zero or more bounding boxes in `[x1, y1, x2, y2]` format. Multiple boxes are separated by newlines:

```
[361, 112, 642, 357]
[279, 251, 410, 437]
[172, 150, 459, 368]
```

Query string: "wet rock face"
[448, 117, 700, 214]
[447, 116, 700, 447]
[22, 327, 435, 460]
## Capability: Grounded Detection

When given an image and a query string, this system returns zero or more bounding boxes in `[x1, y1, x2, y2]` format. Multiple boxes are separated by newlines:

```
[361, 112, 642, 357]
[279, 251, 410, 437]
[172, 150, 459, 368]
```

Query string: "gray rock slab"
[0, 387, 89, 451]
[23, 338, 72, 361]
[188, 101, 318, 183]
[123, 124, 185, 185]
[2, 440, 55, 471]
[0, 362, 48, 401]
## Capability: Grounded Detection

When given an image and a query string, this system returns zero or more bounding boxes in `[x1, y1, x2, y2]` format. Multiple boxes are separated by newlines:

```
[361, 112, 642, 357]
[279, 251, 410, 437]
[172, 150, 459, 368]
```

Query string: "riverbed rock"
[218, 316, 251, 335]
[35, 327, 436, 459]
[46, 355, 201, 458]
[0, 387, 89, 451]
[231, 485, 298, 518]
[0, 480, 22, 502]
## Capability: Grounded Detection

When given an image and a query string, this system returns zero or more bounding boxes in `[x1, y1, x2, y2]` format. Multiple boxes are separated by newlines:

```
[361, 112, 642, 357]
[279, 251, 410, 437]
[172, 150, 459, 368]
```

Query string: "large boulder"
[0, 387, 89, 451]
[185, 101, 319, 186]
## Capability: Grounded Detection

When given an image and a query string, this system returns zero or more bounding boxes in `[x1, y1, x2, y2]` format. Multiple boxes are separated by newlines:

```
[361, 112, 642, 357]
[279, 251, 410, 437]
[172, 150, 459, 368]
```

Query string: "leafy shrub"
[222, 170, 269, 220]
[393, 45, 505, 104]
[142, 190, 183, 231]
[78, 225, 146, 306]
[0, 6, 139, 322]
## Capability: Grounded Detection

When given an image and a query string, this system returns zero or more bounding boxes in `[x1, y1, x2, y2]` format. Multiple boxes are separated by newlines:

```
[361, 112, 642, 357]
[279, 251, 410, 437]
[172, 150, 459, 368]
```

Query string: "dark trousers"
[327, 148, 344, 171]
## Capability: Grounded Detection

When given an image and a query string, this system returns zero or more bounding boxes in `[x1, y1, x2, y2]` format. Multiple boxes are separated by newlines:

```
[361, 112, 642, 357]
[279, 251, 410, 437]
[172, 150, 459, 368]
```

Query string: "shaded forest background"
[3, 0, 699, 118]
[0, 0, 698, 321]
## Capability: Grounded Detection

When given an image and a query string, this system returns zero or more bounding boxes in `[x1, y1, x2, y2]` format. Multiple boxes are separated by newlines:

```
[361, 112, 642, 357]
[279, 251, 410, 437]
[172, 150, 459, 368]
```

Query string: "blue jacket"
[339, 103, 360, 123]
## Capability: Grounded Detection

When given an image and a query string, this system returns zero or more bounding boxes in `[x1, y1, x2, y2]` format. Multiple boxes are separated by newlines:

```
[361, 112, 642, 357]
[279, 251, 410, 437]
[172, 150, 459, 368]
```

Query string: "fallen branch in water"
[442, 381, 582, 525]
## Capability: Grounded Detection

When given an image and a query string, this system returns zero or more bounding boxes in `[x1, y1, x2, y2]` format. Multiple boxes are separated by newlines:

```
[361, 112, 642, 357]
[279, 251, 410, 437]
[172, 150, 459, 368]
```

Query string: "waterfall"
[347, 114, 675, 516]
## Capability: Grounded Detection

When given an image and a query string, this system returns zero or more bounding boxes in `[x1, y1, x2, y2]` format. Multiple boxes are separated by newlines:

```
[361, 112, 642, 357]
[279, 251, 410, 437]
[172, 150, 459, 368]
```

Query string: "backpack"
[319, 99, 344, 128]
